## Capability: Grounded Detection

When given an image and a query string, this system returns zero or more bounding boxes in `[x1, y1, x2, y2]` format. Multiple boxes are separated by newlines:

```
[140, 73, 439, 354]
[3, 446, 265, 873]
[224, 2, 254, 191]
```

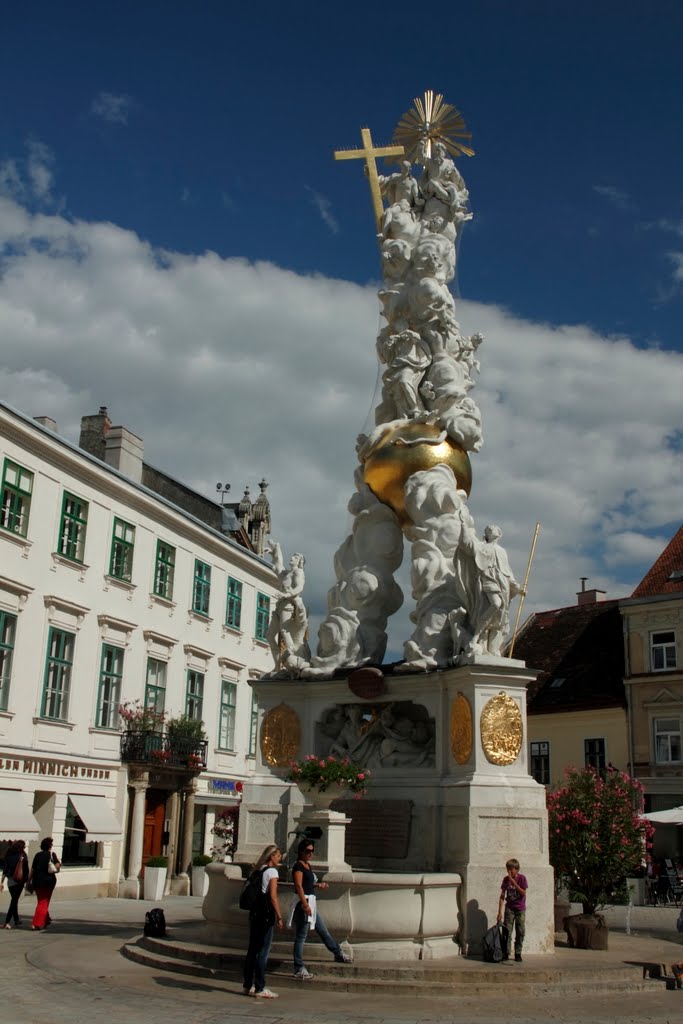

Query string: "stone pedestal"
[297, 808, 352, 874]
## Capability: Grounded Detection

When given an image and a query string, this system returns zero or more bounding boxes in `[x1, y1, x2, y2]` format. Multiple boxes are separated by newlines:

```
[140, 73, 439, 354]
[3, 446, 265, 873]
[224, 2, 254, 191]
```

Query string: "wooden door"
[142, 789, 167, 867]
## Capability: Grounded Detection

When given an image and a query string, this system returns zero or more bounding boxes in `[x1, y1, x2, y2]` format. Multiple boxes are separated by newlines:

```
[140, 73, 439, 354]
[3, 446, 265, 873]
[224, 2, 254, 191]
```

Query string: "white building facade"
[0, 402, 279, 898]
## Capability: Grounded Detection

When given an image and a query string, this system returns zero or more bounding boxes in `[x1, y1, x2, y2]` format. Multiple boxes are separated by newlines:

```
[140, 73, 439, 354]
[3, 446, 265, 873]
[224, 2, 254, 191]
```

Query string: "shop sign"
[0, 753, 112, 780]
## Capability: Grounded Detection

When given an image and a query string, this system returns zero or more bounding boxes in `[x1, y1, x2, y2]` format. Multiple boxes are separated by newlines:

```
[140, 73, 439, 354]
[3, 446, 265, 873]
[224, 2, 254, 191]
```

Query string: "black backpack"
[144, 907, 167, 938]
[482, 922, 507, 962]
[239, 869, 265, 911]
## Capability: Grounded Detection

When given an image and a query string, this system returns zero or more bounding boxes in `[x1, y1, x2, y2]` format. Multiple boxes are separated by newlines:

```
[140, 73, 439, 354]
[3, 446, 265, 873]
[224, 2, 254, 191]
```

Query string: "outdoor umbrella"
[643, 806, 683, 824]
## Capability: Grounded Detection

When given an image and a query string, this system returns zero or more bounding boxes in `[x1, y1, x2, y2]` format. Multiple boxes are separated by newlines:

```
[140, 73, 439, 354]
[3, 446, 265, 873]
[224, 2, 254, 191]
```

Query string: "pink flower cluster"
[285, 754, 371, 795]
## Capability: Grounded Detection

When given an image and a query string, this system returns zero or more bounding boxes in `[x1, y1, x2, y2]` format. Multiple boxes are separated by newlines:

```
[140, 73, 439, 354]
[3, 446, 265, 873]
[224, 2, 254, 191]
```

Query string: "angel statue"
[265, 541, 311, 676]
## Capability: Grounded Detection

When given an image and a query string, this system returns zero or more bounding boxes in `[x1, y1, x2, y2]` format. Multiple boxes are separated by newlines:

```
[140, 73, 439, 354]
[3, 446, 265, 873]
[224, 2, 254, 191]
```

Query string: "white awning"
[1, 789, 40, 837]
[643, 806, 683, 825]
[68, 794, 122, 841]
[195, 793, 241, 807]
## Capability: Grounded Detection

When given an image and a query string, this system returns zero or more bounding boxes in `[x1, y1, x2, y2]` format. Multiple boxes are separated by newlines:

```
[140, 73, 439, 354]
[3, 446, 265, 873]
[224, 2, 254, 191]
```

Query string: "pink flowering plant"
[286, 754, 370, 796]
[547, 767, 654, 915]
[118, 699, 166, 733]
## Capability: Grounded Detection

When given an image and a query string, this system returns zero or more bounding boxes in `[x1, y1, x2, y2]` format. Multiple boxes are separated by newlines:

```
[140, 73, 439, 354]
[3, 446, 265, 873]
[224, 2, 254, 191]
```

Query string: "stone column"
[165, 789, 180, 895]
[176, 779, 197, 895]
[120, 772, 148, 899]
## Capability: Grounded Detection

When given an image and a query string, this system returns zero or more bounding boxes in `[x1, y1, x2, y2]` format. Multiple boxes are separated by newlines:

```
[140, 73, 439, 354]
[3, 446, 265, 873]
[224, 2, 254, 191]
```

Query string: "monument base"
[230, 661, 554, 955]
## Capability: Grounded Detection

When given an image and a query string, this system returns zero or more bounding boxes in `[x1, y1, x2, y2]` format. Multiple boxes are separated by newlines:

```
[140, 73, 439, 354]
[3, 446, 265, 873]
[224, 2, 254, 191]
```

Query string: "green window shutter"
[145, 657, 167, 713]
[218, 680, 237, 750]
[255, 592, 270, 640]
[186, 669, 204, 721]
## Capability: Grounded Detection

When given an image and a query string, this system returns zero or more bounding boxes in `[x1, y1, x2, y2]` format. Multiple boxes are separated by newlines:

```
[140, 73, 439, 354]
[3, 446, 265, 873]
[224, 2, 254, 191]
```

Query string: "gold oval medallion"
[260, 703, 301, 767]
[450, 692, 473, 764]
[480, 691, 522, 766]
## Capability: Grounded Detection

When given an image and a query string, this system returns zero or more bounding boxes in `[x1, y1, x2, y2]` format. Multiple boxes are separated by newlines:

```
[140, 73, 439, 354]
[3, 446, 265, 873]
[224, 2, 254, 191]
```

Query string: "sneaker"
[334, 952, 353, 963]
[2, 924, 11, 930]
[514, 953, 523, 962]
[242, 985, 255, 996]
[293, 967, 314, 980]
[253, 988, 279, 999]
[672, 964, 683, 989]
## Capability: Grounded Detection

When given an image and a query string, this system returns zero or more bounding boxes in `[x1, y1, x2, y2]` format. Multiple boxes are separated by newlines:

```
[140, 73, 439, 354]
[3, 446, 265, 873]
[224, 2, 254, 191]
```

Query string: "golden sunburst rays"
[392, 90, 475, 164]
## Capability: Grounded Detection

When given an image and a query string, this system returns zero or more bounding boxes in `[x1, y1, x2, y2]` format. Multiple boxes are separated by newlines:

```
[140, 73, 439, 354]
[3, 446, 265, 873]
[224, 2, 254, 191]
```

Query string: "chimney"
[104, 426, 144, 483]
[34, 416, 58, 432]
[79, 406, 112, 461]
[576, 578, 607, 606]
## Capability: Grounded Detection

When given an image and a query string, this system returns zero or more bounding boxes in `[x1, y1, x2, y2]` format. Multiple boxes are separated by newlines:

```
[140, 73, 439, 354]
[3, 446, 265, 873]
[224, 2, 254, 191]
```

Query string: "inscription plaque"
[332, 798, 412, 859]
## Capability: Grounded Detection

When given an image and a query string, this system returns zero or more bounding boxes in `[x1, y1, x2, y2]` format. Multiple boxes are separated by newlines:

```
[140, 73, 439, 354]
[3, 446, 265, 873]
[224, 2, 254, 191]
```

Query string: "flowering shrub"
[547, 767, 654, 915]
[151, 749, 171, 763]
[118, 699, 166, 733]
[286, 755, 370, 796]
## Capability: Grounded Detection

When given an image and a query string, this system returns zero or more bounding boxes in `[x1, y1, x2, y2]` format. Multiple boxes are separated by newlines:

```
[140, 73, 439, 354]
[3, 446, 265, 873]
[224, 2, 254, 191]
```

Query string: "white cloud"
[0, 140, 56, 206]
[592, 184, 633, 211]
[0, 196, 682, 657]
[90, 92, 132, 125]
[305, 186, 339, 234]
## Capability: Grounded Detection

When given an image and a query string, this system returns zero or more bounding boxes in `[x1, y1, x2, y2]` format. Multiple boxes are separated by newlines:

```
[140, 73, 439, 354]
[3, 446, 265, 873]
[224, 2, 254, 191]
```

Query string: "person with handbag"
[28, 836, 61, 931]
[242, 844, 284, 999]
[0, 840, 29, 928]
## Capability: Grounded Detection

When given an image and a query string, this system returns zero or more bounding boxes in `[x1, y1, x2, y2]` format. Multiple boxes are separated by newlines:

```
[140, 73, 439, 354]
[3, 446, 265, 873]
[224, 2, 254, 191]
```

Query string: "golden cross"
[334, 127, 405, 233]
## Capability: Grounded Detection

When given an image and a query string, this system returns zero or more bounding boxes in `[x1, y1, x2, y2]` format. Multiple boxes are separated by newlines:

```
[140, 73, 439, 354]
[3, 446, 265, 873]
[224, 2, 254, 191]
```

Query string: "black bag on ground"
[239, 869, 265, 911]
[144, 907, 167, 937]
[482, 922, 508, 962]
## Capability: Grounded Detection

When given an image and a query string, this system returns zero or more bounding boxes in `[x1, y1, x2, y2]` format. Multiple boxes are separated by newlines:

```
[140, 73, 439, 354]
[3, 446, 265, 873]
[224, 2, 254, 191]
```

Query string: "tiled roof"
[631, 525, 683, 598]
[513, 599, 625, 714]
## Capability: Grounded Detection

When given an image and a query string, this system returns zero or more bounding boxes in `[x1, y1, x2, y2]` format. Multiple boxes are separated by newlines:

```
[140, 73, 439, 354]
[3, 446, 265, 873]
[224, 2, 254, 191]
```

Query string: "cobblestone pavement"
[0, 895, 682, 1024]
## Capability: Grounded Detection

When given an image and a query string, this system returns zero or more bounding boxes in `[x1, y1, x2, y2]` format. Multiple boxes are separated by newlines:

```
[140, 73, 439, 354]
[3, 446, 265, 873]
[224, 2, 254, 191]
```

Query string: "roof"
[631, 525, 683, 599]
[513, 599, 625, 714]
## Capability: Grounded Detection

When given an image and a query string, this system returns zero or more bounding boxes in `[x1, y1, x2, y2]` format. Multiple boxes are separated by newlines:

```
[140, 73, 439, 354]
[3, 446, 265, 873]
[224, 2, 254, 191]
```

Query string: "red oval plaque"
[347, 666, 386, 700]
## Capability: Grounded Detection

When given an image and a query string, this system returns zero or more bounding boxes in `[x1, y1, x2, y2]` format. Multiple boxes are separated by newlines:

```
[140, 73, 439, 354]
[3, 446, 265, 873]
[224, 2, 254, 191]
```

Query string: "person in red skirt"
[28, 837, 61, 930]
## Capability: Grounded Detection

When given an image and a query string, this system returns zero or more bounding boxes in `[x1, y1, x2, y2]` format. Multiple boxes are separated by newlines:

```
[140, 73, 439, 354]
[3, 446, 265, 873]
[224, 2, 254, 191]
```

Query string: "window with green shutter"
[96, 644, 124, 728]
[255, 592, 270, 640]
[58, 491, 88, 562]
[145, 658, 167, 713]
[186, 669, 204, 721]
[192, 559, 211, 616]
[109, 517, 135, 581]
[218, 680, 237, 750]
[42, 627, 75, 720]
[0, 610, 17, 711]
[0, 458, 33, 537]
[154, 540, 176, 599]
[226, 576, 242, 629]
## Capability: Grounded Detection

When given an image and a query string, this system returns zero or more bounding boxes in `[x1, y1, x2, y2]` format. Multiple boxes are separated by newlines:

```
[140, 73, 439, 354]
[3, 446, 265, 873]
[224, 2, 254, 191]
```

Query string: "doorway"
[142, 789, 167, 867]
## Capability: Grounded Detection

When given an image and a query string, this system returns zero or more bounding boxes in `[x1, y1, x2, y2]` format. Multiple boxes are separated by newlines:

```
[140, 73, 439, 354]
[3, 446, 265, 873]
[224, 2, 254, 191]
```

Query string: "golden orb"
[362, 422, 472, 525]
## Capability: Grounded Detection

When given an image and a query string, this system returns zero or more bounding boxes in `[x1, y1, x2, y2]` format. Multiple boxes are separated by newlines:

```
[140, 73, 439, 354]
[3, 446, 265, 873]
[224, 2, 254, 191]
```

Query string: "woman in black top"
[28, 836, 61, 930]
[0, 840, 29, 928]
[290, 838, 351, 979]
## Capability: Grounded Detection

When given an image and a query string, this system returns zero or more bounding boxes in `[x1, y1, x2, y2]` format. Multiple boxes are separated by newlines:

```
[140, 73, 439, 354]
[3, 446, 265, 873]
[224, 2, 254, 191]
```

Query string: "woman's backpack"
[239, 869, 265, 911]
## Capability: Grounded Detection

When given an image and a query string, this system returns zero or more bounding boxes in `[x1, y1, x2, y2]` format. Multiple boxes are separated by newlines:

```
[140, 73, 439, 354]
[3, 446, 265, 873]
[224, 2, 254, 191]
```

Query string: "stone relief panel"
[316, 700, 435, 769]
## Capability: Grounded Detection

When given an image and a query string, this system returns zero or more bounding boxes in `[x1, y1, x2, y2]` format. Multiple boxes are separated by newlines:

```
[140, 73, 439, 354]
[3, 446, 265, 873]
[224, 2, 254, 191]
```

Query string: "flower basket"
[285, 755, 370, 801]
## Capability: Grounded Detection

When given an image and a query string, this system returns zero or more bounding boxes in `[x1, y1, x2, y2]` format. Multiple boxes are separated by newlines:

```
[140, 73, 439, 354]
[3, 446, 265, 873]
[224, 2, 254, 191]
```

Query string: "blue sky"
[4, 1, 683, 339]
[1, 1, 682, 654]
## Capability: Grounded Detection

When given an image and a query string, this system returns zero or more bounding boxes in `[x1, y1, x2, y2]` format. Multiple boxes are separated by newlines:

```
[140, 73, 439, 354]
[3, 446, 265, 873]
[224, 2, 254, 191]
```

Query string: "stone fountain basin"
[203, 863, 462, 961]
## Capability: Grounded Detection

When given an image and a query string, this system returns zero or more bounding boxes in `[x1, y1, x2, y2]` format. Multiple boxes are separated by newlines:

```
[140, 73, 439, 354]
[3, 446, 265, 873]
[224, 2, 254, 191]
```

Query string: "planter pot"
[192, 866, 209, 897]
[299, 784, 348, 810]
[564, 913, 609, 950]
[143, 866, 167, 901]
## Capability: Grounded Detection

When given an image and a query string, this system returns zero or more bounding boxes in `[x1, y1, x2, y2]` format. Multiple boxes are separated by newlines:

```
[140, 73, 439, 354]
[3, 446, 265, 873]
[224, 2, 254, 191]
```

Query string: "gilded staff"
[508, 522, 541, 658]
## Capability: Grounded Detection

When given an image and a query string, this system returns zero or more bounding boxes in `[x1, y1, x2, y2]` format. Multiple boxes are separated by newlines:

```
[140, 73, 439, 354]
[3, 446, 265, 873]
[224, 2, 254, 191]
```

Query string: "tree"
[547, 767, 654, 915]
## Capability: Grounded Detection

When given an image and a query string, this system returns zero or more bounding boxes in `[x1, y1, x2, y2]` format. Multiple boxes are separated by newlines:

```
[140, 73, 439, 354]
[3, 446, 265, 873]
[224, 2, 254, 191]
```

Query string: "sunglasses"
[304, 847, 314, 853]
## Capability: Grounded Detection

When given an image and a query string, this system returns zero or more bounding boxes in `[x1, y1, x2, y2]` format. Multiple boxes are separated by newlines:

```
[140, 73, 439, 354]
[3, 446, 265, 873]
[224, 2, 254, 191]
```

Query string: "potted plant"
[285, 755, 370, 809]
[191, 853, 212, 897]
[144, 855, 168, 901]
[119, 699, 166, 733]
[548, 767, 653, 949]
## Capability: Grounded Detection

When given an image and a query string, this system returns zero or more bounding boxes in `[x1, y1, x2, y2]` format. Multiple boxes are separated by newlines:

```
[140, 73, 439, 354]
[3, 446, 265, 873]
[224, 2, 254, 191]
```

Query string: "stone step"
[121, 937, 649, 996]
